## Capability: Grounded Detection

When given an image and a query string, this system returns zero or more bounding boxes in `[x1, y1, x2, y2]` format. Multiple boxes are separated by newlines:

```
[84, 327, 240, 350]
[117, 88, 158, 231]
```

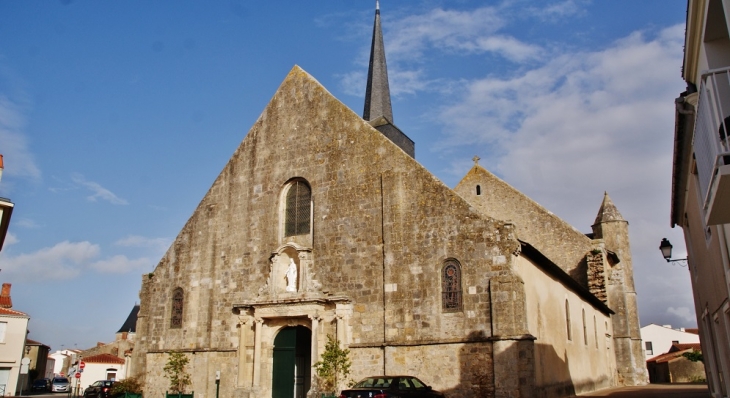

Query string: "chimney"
[0, 154, 4, 184]
[0, 283, 12, 308]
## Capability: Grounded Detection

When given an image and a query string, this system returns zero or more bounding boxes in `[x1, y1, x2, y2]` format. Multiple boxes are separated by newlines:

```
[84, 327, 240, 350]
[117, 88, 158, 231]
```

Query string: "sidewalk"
[578, 383, 710, 397]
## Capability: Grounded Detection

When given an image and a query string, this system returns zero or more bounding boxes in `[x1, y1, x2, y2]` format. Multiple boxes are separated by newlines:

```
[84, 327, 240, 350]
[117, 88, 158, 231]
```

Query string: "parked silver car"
[51, 377, 70, 393]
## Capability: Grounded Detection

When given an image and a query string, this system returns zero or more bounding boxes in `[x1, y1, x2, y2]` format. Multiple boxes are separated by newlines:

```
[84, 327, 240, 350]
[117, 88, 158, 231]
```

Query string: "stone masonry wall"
[455, 166, 594, 287]
[133, 66, 522, 397]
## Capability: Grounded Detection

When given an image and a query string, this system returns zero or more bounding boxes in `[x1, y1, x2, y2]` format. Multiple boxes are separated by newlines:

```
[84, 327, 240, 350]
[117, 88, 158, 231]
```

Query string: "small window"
[476, 185, 481, 195]
[645, 341, 653, 355]
[594, 316, 598, 348]
[170, 288, 184, 329]
[582, 309, 588, 345]
[442, 260, 462, 312]
[565, 300, 572, 341]
[284, 180, 311, 237]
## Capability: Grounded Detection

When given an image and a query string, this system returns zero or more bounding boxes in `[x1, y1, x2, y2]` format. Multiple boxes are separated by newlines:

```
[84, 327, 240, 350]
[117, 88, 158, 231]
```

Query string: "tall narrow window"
[582, 309, 588, 345]
[565, 300, 572, 340]
[476, 185, 481, 195]
[594, 316, 598, 348]
[171, 288, 184, 329]
[442, 260, 462, 312]
[285, 180, 311, 237]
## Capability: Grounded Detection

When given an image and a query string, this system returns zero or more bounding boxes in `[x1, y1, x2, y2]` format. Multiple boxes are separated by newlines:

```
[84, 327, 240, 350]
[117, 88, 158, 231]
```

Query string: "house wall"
[514, 255, 615, 397]
[78, 362, 125, 390]
[682, 170, 730, 396]
[133, 67, 526, 398]
[668, 357, 706, 383]
[0, 315, 29, 396]
[640, 324, 700, 360]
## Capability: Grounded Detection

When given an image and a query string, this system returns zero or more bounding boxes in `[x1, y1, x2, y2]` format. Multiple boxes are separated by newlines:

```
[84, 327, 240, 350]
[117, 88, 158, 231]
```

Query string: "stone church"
[131, 4, 648, 398]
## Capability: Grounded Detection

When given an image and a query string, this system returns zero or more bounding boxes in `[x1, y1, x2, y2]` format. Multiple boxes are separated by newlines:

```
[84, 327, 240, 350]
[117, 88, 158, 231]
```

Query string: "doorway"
[272, 326, 311, 398]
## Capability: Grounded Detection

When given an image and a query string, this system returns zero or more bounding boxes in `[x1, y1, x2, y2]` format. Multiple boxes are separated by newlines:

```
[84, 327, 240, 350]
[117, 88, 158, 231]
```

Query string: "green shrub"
[111, 376, 144, 394]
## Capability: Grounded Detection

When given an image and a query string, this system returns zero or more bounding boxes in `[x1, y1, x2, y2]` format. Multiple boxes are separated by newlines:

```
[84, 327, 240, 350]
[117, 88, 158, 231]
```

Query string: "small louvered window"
[171, 288, 183, 329]
[285, 181, 311, 237]
[442, 260, 462, 312]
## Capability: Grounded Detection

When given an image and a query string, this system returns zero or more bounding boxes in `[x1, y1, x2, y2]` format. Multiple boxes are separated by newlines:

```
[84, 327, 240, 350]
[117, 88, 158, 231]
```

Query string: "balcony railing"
[695, 66, 730, 225]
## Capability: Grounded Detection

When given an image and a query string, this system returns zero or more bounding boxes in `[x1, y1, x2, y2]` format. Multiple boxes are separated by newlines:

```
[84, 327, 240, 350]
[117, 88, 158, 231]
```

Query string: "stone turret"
[592, 192, 648, 386]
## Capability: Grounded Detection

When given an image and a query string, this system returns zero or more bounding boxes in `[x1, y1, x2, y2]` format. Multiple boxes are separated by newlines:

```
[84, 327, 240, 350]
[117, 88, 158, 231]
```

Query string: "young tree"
[313, 334, 352, 394]
[163, 352, 192, 394]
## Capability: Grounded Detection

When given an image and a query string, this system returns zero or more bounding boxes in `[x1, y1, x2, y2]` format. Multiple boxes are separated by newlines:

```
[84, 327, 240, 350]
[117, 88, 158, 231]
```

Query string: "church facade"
[131, 6, 647, 398]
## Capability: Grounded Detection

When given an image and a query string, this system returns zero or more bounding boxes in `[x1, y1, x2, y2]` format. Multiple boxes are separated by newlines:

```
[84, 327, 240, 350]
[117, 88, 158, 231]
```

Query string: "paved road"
[579, 383, 710, 397]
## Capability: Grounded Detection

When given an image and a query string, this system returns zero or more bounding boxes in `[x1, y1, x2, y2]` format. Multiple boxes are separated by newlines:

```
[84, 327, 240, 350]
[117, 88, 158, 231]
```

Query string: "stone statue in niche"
[286, 258, 298, 292]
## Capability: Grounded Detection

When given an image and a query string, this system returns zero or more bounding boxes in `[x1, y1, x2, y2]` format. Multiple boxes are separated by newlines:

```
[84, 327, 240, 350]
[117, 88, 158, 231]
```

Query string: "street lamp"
[659, 238, 688, 266]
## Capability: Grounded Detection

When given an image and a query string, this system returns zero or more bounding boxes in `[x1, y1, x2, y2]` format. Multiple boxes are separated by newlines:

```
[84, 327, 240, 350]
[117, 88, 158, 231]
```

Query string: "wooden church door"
[272, 326, 311, 398]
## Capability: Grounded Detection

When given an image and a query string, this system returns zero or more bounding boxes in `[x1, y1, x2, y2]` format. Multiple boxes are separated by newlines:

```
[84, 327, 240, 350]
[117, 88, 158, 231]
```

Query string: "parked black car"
[83, 380, 117, 398]
[339, 375, 445, 398]
[31, 378, 51, 392]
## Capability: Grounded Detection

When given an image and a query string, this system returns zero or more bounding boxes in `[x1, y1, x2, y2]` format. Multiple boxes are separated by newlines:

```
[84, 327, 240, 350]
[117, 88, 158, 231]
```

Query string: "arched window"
[442, 260, 462, 312]
[565, 300, 572, 340]
[582, 309, 588, 345]
[284, 180, 311, 237]
[170, 288, 184, 329]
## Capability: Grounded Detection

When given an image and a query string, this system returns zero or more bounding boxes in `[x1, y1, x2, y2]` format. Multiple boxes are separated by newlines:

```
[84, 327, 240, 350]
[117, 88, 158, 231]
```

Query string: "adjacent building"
[23, 339, 51, 386]
[0, 284, 30, 396]
[640, 324, 700, 360]
[131, 4, 648, 398]
[0, 155, 13, 253]
[671, 1, 730, 397]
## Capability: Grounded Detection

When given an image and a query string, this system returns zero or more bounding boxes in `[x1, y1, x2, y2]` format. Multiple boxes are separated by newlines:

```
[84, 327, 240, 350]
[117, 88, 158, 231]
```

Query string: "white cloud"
[435, 24, 692, 325]
[71, 173, 129, 205]
[0, 95, 41, 181]
[0, 241, 100, 281]
[387, 7, 541, 63]
[90, 255, 153, 274]
[13, 218, 40, 229]
[3, 232, 18, 246]
[524, 0, 588, 21]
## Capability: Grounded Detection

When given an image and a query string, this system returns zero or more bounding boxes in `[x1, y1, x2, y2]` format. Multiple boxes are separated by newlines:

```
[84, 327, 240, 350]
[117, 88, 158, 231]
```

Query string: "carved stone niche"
[259, 243, 320, 299]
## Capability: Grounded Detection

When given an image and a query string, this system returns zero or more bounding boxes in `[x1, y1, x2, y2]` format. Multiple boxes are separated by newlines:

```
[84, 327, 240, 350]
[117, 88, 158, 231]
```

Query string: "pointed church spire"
[594, 192, 626, 225]
[363, 0, 393, 123]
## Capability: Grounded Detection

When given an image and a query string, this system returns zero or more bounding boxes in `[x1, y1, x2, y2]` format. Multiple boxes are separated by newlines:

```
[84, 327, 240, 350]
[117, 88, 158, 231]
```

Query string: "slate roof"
[363, 1, 393, 123]
[116, 304, 139, 334]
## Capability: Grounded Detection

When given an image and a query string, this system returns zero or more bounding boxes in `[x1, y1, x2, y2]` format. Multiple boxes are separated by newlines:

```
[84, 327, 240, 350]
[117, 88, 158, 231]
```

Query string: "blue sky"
[0, 0, 690, 351]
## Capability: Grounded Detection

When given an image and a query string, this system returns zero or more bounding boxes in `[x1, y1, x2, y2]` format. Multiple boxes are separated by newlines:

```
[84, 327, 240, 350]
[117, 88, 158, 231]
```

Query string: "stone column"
[309, 314, 320, 369]
[253, 318, 264, 387]
[336, 314, 344, 345]
[237, 316, 252, 387]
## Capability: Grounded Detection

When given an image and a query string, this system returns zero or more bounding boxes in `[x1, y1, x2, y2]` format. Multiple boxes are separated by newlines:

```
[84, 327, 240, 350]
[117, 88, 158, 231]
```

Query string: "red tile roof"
[647, 343, 703, 364]
[673, 343, 702, 351]
[0, 307, 29, 317]
[82, 353, 125, 364]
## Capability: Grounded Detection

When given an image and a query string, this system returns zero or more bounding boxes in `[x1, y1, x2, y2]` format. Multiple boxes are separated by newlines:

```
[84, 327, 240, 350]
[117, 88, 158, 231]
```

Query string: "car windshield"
[53, 378, 69, 383]
[354, 377, 393, 388]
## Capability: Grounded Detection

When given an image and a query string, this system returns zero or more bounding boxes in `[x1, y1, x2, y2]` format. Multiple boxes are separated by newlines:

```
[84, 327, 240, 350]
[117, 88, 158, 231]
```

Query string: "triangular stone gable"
[146, 65, 521, 348]
[455, 164, 595, 285]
